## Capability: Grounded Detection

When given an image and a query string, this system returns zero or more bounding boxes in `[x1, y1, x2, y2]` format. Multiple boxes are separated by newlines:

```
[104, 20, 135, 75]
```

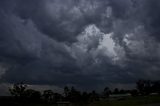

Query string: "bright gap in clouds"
[76, 24, 121, 62]
[0, 63, 9, 79]
[99, 33, 117, 58]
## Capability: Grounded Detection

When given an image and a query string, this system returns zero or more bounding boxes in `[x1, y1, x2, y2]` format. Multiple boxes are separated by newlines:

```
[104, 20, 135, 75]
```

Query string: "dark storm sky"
[0, 0, 160, 91]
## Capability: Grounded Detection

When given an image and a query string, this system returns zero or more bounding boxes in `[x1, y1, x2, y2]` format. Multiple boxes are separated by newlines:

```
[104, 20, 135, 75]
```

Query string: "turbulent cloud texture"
[0, 0, 160, 91]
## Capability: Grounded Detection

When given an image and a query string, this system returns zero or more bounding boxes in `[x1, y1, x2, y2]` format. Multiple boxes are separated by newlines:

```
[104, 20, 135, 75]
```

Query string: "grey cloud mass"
[0, 0, 160, 91]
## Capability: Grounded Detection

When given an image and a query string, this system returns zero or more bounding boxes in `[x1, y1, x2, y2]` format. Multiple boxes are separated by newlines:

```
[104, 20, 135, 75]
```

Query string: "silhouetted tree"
[113, 88, 119, 94]
[145, 80, 152, 95]
[103, 87, 111, 98]
[9, 82, 27, 100]
[81, 92, 90, 103]
[89, 90, 99, 102]
[152, 81, 160, 94]
[24, 89, 41, 102]
[137, 80, 145, 95]
[130, 89, 138, 96]
[119, 89, 125, 94]
[42, 90, 54, 103]
[69, 87, 81, 103]
[64, 86, 70, 101]
[53, 93, 63, 103]
[136, 80, 152, 95]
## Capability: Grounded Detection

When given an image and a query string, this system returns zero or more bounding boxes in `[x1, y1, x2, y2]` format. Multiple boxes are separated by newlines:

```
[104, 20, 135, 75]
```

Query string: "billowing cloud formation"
[0, 0, 160, 91]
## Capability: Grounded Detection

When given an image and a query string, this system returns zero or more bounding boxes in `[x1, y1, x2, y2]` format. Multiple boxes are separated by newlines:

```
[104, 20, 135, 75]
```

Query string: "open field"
[1, 95, 160, 106]
[89, 95, 160, 106]
[140, 104, 160, 106]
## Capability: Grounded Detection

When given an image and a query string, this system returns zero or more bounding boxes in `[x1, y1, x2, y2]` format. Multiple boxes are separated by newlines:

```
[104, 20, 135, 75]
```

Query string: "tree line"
[8, 80, 160, 104]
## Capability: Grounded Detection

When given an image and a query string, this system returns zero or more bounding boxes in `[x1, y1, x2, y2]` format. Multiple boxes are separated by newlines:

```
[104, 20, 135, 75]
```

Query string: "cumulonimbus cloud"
[0, 0, 160, 91]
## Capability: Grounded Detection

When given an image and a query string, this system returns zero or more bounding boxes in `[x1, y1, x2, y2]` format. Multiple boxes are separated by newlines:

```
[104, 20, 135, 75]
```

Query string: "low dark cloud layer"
[0, 0, 160, 91]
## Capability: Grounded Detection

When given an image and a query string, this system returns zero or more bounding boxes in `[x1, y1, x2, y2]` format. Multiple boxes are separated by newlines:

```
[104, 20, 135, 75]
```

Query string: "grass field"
[1, 95, 160, 106]
[89, 95, 160, 106]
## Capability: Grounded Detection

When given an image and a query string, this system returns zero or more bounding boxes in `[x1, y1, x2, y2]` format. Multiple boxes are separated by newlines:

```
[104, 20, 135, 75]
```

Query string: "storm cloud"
[0, 0, 160, 91]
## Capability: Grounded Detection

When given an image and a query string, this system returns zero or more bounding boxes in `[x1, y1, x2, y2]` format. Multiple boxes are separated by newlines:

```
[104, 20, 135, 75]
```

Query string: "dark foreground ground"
[141, 104, 160, 106]
[89, 95, 160, 106]
[1, 95, 160, 106]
